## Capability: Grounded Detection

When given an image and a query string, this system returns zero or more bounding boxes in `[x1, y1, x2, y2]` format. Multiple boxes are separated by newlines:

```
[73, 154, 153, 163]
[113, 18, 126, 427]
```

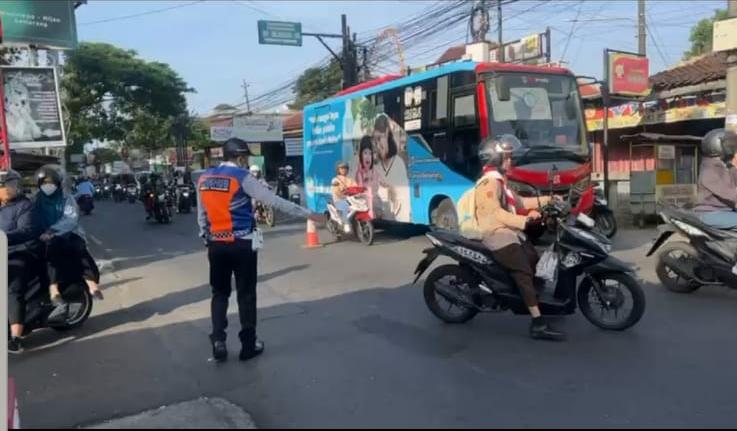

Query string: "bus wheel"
[431, 198, 458, 231]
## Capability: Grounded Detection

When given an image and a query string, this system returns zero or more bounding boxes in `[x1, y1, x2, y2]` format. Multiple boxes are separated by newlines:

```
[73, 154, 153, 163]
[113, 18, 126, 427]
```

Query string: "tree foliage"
[684, 9, 729, 60]
[62, 42, 195, 155]
[289, 59, 342, 110]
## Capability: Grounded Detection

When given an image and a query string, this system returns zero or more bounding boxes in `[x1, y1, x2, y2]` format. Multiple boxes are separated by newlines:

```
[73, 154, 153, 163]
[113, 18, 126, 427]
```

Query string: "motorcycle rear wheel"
[578, 273, 645, 331]
[423, 265, 479, 324]
[655, 242, 702, 293]
[50, 286, 93, 331]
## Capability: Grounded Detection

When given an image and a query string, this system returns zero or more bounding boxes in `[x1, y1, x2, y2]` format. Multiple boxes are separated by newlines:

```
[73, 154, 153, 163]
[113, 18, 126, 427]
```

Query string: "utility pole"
[340, 14, 358, 89]
[241, 80, 251, 114]
[637, 0, 647, 56]
[497, 0, 504, 62]
[726, 0, 737, 133]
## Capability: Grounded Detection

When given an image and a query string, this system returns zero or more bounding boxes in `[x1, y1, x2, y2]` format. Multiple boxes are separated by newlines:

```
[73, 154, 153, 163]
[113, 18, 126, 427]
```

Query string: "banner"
[0, 1, 78, 50]
[585, 97, 726, 131]
[1, 66, 66, 149]
[606, 50, 649, 98]
[209, 114, 283, 142]
[489, 30, 550, 64]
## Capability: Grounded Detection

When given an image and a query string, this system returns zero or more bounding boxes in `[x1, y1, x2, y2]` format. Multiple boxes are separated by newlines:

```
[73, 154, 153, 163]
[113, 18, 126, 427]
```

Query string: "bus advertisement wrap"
[304, 61, 589, 228]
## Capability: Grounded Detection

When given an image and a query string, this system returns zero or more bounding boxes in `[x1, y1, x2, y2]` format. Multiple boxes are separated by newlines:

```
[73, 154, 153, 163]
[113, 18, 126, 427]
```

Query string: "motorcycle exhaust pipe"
[435, 284, 478, 310]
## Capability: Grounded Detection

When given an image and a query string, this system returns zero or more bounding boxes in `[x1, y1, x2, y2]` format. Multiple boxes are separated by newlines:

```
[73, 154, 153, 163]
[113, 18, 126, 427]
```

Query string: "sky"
[74, 0, 726, 115]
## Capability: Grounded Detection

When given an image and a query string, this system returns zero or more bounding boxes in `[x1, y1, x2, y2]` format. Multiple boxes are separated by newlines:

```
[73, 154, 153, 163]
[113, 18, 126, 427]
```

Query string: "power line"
[559, 0, 584, 62]
[78, 1, 205, 26]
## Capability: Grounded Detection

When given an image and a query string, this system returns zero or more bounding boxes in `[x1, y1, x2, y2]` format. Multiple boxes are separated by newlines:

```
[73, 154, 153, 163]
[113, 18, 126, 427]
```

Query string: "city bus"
[303, 61, 591, 229]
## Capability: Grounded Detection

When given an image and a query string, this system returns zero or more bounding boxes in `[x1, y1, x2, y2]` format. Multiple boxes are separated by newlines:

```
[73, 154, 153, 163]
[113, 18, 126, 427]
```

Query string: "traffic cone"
[303, 219, 323, 249]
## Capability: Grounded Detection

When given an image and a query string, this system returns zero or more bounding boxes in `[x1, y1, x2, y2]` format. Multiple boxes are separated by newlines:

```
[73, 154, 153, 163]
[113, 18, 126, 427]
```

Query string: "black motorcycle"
[591, 184, 617, 238]
[10, 244, 94, 335]
[113, 184, 125, 203]
[177, 184, 193, 214]
[126, 184, 138, 204]
[92, 183, 102, 201]
[647, 206, 737, 293]
[414, 199, 645, 331]
[77, 195, 94, 216]
[150, 189, 173, 224]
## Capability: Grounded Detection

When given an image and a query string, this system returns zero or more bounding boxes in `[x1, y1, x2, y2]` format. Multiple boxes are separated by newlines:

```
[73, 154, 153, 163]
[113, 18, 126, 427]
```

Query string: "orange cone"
[303, 219, 323, 249]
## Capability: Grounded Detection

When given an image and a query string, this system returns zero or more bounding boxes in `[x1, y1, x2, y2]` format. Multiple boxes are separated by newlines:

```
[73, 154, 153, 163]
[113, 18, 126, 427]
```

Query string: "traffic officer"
[197, 138, 325, 362]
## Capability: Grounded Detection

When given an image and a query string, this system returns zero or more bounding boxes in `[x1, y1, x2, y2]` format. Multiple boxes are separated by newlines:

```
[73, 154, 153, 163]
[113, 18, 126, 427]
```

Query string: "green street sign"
[0, 0, 78, 50]
[258, 20, 302, 47]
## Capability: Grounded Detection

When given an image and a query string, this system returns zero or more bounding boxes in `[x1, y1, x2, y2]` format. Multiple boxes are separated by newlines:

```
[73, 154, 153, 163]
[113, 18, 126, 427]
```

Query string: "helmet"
[249, 165, 261, 175]
[0, 169, 21, 187]
[35, 165, 63, 187]
[478, 134, 522, 167]
[285, 165, 293, 173]
[223, 138, 251, 160]
[701, 128, 737, 159]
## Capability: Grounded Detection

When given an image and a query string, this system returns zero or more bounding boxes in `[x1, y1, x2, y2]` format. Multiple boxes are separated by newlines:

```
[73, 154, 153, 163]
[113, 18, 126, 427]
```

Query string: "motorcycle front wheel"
[578, 273, 645, 331]
[356, 220, 374, 246]
[594, 210, 618, 238]
[423, 265, 479, 324]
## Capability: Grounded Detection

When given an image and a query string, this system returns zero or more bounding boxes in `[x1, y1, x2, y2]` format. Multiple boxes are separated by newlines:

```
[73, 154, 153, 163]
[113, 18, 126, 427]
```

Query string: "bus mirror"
[495, 76, 511, 101]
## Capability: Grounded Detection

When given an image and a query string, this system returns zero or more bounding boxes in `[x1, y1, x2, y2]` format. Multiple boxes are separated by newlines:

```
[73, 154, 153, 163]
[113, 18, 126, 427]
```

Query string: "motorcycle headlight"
[426, 233, 443, 247]
[182, 192, 189, 197]
[562, 252, 582, 268]
[576, 213, 596, 229]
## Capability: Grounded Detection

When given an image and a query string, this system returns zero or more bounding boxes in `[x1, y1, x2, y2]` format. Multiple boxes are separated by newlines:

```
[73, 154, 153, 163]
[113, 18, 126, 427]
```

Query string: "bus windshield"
[485, 73, 587, 162]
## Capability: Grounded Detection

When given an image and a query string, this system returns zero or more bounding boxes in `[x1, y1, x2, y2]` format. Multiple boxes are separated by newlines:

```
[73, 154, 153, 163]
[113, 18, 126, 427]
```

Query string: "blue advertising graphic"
[303, 102, 346, 212]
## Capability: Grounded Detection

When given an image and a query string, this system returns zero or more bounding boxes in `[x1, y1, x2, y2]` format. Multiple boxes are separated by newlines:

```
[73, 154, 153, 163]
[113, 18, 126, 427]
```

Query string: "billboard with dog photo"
[1, 66, 66, 149]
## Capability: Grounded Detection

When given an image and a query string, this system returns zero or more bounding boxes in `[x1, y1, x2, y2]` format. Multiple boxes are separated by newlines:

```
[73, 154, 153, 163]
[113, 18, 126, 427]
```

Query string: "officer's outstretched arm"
[241, 175, 311, 219]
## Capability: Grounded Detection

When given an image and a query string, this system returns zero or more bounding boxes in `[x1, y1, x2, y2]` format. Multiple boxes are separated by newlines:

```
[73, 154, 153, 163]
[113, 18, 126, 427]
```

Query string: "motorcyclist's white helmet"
[285, 165, 293, 173]
[249, 165, 261, 175]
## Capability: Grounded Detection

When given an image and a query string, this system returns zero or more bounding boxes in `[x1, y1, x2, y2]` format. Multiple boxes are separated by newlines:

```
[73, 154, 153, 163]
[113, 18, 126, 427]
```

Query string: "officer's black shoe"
[8, 337, 23, 355]
[530, 318, 566, 341]
[239, 339, 265, 362]
[212, 341, 228, 362]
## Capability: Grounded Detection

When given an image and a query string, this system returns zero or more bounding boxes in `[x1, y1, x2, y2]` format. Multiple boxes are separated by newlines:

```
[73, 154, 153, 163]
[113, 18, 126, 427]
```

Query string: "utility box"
[465, 42, 491, 62]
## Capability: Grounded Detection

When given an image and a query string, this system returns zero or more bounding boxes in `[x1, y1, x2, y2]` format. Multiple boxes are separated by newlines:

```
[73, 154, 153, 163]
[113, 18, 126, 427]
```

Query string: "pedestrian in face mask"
[33, 166, 103, 317]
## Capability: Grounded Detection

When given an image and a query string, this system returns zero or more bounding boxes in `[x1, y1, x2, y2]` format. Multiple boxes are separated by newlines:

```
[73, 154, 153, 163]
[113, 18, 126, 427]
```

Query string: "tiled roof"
[435, 45, 468, 65]
[650, 51, 728, 91]
[283, 111, 302, 131]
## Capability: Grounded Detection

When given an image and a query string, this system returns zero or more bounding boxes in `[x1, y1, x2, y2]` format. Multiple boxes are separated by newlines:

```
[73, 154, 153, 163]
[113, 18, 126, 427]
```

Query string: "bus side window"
[430, 76, 449, 128]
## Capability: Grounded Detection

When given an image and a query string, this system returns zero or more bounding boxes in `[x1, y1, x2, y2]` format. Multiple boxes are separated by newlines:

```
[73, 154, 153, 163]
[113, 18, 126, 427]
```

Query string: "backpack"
[456, 171, 513, 240]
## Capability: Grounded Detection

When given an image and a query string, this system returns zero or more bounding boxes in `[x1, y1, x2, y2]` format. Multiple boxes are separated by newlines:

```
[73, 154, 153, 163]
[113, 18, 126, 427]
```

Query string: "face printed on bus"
[373, 129, 389, 161]
[361, 148, 373, 170]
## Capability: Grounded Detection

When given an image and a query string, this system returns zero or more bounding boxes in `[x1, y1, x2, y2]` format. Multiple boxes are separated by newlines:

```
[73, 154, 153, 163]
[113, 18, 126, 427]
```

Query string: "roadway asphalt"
[9, 200, 737, 428]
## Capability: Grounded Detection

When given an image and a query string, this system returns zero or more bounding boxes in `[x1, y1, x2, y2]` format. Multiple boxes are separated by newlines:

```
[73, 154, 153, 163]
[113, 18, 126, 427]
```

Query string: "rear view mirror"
[495, 76, 511, 101]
